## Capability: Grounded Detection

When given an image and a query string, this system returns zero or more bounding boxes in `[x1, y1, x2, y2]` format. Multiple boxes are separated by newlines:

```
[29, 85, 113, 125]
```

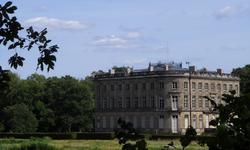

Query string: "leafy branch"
[0, 1, 59, 72]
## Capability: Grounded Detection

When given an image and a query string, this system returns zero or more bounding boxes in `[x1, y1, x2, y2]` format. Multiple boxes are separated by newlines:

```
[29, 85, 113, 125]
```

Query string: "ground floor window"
[172, 115, 178, 133]
[192, 115, 197, 128]
[184, 115, 189, 128]
[205, 114, 209, 128]
[199, 114, 203, 129]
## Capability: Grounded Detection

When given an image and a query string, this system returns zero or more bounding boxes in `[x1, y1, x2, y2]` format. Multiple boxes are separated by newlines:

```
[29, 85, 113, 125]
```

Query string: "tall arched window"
[192, 114, 197, 128]
[199, 114, 203, 129]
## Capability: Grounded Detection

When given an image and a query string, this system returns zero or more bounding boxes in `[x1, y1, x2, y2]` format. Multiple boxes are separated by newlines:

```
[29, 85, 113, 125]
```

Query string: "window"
[192, 82, 196, 89]
[118, 84, 122, 91]
[103, 98, 107, 109]
[217, 84, 221, 91]
[142, 83, 146, 90]
[172, 82, 178, 89]
[193, 115, 197, 128]
[118, 97, 122, 108]
[198, 82, 202, 90]
[111, 85, 114, 91]
[142, 96, 146, 108]
[172, 115, 178, 133]
[126, 97, 130, 108]
[184, 82, 188, 89]
[172, 96, 178, 110]
[223, 84, 227, 91]
[111, 97, 115, 108]
[159, 82, 164, 89]
[103, 85, 107, 91]
[218, 96, 221, 104]
[229, 84, 233, 91]
[211, 83, 215, 91]
[126, 84, 130, 90]
[204, 83, 209, 90]
[151, 96, 155, 108]
[134, 97, 139, 108]
[198, 96, 203, 108]
[205, 114, 209, 128]
[134, 83, 138, 90]
[159, 97, 164, 109]
[199, 115, 203, 129]
[184, 95, 189, 109]
[235, 85, 239, 94]
[150, 82, 154, 89]
[192, 96, 196, 109]
[184, 115, 189, 128]
[205, 99, 209, 108]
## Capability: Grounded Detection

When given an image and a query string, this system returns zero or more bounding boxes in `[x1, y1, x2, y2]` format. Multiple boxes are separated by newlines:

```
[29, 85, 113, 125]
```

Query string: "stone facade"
[93, 62, 240, 134]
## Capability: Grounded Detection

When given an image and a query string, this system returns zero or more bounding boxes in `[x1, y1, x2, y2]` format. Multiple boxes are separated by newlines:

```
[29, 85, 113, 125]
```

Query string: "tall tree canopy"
[232, 64, 250, 94]
[0, 73, 94, 133]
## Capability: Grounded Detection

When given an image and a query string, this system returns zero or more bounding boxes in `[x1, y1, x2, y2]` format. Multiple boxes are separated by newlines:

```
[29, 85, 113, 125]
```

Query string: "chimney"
[165, 64, 169, 71]
[109, 68, 115, 74]
[149, 63, 154, 71]
[189, 66, 196, 72]
[217, 68, 223, 75]
[126, 67, 132, 74]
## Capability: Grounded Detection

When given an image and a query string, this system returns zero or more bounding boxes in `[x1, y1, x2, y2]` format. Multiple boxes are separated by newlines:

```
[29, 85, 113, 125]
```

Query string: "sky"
[0, 0, 250, 78]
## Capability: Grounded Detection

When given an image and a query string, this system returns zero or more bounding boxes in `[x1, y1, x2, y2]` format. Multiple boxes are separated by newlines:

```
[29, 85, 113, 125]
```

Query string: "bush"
[0, 132, 115, 140]
[0, 133, 74, 139]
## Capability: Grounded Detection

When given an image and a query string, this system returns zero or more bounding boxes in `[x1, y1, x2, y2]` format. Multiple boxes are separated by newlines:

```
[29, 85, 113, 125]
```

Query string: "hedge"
[0, 132, 114, 140]
[150, 134, 215, 141]
[0, 133, 73, 139]
[76, 132, 114, 139]
[0, 132, 215, 141]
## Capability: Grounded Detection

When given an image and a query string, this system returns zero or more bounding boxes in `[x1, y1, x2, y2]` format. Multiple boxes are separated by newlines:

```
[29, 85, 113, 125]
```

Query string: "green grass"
[50, 140, 208, 150]
[0, 138, 57, 150]
[0, 139, 208, 150]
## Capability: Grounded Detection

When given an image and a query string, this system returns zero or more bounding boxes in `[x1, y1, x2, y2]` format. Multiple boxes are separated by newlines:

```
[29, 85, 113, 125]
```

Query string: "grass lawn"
[50, 140, 208, 150]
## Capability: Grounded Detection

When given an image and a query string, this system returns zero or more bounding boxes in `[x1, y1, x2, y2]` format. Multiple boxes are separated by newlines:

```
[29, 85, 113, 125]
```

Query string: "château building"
[93, 62, 240, 133]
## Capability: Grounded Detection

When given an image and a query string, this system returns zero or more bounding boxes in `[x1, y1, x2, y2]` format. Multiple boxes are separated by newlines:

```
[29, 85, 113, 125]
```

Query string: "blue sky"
[0, 0, 250, 78]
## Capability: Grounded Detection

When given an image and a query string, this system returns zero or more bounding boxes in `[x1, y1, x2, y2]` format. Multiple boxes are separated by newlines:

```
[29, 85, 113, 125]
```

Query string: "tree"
[44, 76, 94, 132]
[202, 91, 250, 150]
[115, 118, 148, 150]
[180, 126, 197, 150]
[3, 103, 38, 132]
[232, 64, 250, 94]
[0, 1, 58, 85]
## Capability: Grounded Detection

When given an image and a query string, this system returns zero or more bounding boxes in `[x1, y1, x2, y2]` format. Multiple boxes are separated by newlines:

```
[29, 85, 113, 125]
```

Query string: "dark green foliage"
[180, 126, 197, 150]
[0, 73, 94, 133]
[232, 64, 250, 94]
[76, 132, 114, 139]
[115, 118, 148, 150]
[201, 92, 250, 150]
[3, 103, 38, 132]
[44, 76, 94, 132]
[0, 132, 114, 140]
[0, 133, 74, 139]
[0, 67, 10, 91]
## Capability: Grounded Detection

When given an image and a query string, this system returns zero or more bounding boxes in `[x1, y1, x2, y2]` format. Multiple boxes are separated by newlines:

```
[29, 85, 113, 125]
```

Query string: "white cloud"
[214, 6, 237, 19]
[93, 35, 127, 48]
[126, 32, 141, 38]
[24, 17, 88, 30]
